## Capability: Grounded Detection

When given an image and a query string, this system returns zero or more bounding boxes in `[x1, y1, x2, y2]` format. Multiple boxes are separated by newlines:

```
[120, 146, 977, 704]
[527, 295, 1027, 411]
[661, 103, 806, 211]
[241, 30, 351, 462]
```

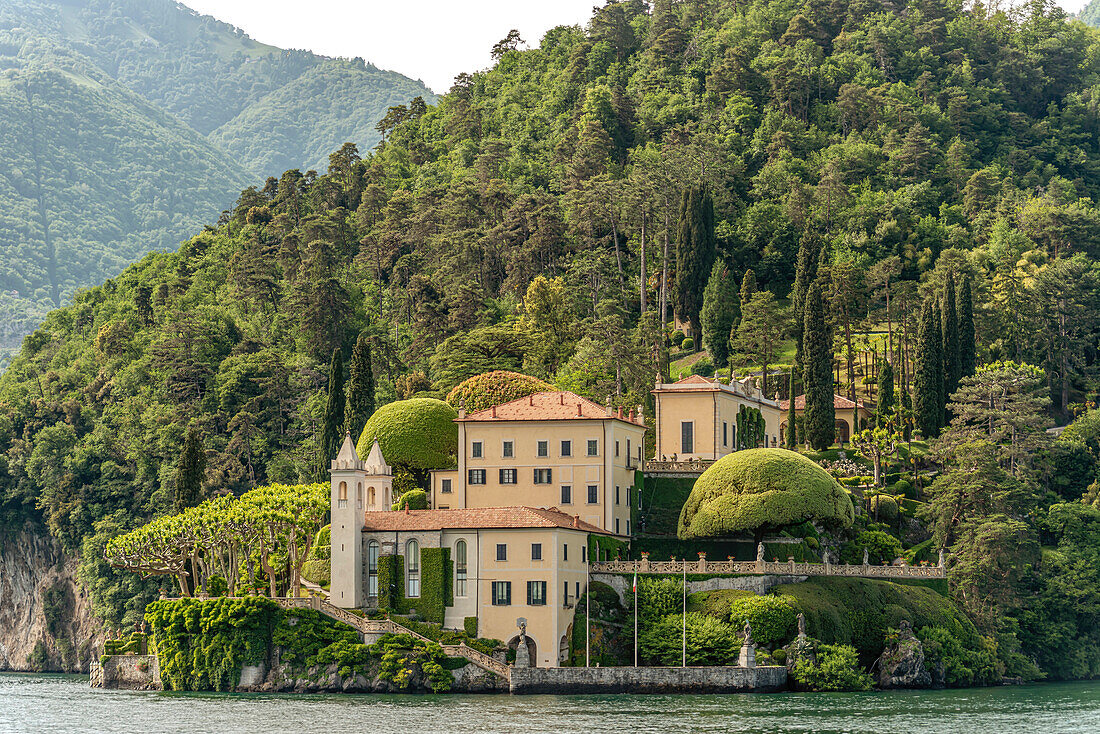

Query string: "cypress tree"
[957, 274, 976, 378]
[786, 367, 798, 449]
[173, 424, 206, 515]
[345, 332, 376, 442]
[791, 232, 822, 364]
[802, 281, 834, 450]
[900, 387, 913, 441]
[915, 297, 943, 438]
[700, 261, 739, 368]
[942, 273, 961, 404]
[877, 353, 895, 427]
[739, 268, 757, 308]
[322, 348, 346, 464]
[674, 187, 716, 347]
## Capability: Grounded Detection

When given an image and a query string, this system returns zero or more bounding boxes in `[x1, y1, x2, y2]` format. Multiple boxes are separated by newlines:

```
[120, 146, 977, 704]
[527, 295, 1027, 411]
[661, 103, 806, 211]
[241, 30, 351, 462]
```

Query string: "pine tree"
[957, 274, 976, 378]
[345, 332, 376, 442]
[915, 297, 944, 438]
[674, 187, 716, 348]
[322, 348, 346, 465]
[700, 261, 739, 368]
[802, 282, 834, 450]
[173, 424, 206, 515]
[877, 353, 895, 427]
[942, 273, 961, 404]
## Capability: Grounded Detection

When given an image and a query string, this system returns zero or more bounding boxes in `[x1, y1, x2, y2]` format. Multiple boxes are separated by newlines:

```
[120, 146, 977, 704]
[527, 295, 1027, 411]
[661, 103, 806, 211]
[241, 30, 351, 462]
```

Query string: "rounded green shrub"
[670, 330, 685, 345]
[445, 370, 553, 414]
[868, 494, 899, 522]
[792, 643, 872, 691]
[357, 398, 458, 470]
[691, 358, 714, 377]
[891, 479, 916, 500]
[393, 489, 428, 511]
[855, 530, 902, 563]
[681, 337, 694, 350]
[729, 594, 797, 646]
[678, 449, 855, 539]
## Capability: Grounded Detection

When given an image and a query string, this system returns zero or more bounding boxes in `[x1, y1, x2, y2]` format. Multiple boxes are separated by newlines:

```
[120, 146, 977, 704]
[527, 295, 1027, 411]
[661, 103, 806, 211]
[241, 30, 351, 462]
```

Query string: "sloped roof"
[362, 438, 391, 475]
[460, 391, 643, 426]
[652, 374, 781, 408]
[332, 432, 363, 471]
[779, 394, 870, 411]
[360, 506, 616, 535]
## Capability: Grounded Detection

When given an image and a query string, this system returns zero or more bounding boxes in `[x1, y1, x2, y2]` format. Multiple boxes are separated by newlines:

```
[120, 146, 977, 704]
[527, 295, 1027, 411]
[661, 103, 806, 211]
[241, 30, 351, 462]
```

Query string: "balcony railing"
[590, 555, 946, 580]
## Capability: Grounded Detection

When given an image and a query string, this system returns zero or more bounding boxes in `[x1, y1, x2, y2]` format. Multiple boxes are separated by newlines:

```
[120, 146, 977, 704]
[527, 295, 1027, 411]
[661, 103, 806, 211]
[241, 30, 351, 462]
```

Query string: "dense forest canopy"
[0, 0, 434, 363]
[4, 0, 1100, 675]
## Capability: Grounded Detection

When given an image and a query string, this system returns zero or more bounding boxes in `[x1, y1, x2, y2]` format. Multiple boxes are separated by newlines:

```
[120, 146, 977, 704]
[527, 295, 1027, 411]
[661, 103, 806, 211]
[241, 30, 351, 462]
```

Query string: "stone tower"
[330, 432, 366, 608]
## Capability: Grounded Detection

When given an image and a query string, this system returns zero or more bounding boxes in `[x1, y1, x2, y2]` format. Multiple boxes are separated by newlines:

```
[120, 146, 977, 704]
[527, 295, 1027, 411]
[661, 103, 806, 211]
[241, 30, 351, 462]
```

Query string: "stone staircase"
[274, 597, 510, 682]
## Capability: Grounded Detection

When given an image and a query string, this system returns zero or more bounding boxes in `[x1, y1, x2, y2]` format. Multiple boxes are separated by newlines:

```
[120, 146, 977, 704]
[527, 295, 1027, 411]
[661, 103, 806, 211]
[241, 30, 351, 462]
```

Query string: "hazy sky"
[182, 0, 1091, 94]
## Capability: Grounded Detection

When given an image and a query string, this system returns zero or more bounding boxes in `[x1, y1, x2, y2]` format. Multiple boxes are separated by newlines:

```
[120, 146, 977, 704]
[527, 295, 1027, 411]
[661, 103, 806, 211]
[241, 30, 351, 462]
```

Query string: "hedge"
[589, 534, 629, 562]
[445, 370, 553, 414]
[679, 449, 855, 539]
[378, 554, 404, 613]
[357, 398, 458, 470]
[301, 559, 331, 586]
[377, 549, 449, 625]
[393, 489, 428, 511]
[728, 595, 797, 647]
[464, 617, 478, 638]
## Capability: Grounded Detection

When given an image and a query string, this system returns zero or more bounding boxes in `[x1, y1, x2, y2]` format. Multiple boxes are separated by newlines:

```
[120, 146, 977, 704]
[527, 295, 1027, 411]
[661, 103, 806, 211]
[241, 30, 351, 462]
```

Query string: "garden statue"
[863, 548, 870, 565]
[797, 613, 807, 639]
[743, 620, 754, 646]
[756, 543, 765, 562]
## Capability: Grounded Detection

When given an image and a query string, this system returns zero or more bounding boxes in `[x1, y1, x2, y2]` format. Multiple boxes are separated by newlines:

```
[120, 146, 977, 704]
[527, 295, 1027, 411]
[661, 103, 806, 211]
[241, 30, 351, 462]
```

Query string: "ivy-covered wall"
[589, 534, 629, 562]
[377, 549, 451, 625]
[378, 554, 405, 613]
[144, 597, 280, 691]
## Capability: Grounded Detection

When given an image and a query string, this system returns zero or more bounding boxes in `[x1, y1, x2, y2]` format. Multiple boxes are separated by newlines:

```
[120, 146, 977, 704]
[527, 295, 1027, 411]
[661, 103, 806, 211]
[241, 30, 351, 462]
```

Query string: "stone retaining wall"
[595, 573, 808, 605]
[91, 654, 161, 690]
[510, 665, 787, 694]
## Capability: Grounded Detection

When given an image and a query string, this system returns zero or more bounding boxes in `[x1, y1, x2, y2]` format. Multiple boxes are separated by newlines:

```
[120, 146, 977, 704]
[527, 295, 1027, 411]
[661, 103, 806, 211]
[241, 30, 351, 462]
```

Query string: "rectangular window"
[471, 441, 483, 459]
[627, 519, 631, 535]
[527, 580, 547, 606]
[627, 439, 631, 462]
[502, 440, 514, 458]
[723, 422, 728, 447]
[564, 581, 570, 606]
[561, 485, 572, 504]
[468, 469, 486, 485]
[534, 468, 552, 484]
[615, 486, 620, 505]
[615, 441, 620, 457]
[615, 518, 620, 534]
[576, 581, 581, 600]
[563, 544, 568, 562]
[531, 543, 542, 561]
[587, 485, 598, 504]
[681, 421, 694, 454]
[499, 468, 517, 484]
[587, 439, 599, 457]
[496, 543, 507, 561]
[582, 546, 587, 563]
[561, 440, 572, 457]
[441, 478, 452, 494]
[492, 581, 511, 606]
[537, 440, 548, 457]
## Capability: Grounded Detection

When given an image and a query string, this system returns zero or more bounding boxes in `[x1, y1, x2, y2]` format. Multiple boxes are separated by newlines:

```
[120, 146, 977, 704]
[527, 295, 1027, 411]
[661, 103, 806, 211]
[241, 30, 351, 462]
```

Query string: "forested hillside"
[0, 0, 433, 363]
[4, 0, 1100, 675]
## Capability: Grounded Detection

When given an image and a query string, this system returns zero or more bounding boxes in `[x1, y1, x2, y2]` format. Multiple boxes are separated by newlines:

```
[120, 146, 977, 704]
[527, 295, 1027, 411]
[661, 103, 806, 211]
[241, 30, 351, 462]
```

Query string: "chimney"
[405, 506, 410, 515]
[573, 515, 579, 528]
[529, 394, 534, 406]
[628, 409, 635, 422]
[491, 405, 497, 418]
[576, 403, 582, 417]
[618, 407, 624, 420]
[559, 393, 564, 405]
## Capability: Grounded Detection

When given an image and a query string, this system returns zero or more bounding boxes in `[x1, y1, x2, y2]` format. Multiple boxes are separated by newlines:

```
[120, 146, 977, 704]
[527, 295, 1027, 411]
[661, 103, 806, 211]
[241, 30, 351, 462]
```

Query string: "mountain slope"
[210, 58, 433, 175]
[0, 34, 251, 358]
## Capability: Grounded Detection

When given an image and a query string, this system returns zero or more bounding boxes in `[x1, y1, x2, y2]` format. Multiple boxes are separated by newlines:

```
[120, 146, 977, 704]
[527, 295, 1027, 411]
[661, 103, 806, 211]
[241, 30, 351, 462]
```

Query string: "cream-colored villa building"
[429, 391, 645, 537]
[651, 375, 784, 461]
[779, 394, 873, 444]
[328, 432, 614, 667]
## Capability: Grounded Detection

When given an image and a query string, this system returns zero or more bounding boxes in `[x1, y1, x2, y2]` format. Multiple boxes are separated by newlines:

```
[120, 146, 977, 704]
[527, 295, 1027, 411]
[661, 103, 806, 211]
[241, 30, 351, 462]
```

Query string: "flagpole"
[681, 558, 686, 667]
[633, 569, 638, 667]
[585, 552, 590, 668]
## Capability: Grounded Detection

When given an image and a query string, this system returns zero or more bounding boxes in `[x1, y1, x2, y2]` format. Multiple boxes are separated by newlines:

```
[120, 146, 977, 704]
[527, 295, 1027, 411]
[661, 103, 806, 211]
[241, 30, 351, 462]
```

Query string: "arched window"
[454, 540, 468, 598]
[356, 483, 363, 509]
[406, 540, 421, 598]
[367, 541, 380, 597]
[338, 481, 348, 507]
[368, 486, 376, 509]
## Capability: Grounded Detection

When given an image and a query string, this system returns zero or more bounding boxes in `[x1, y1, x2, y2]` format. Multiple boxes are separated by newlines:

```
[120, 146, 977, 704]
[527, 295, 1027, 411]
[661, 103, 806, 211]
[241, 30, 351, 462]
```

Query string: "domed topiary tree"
[445, 370, 553, 414]
[356, 398, 458, 472]
[678, 448, 854, 544]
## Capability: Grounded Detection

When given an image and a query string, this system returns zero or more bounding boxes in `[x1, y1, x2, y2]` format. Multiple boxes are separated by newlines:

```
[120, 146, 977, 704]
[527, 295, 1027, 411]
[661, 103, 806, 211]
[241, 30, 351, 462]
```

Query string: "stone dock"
[510, 665, 787, 694]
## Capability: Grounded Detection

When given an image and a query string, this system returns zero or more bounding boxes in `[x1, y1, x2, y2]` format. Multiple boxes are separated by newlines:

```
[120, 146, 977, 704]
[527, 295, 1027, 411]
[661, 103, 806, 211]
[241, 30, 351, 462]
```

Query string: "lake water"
[2, 674, 1099, 734]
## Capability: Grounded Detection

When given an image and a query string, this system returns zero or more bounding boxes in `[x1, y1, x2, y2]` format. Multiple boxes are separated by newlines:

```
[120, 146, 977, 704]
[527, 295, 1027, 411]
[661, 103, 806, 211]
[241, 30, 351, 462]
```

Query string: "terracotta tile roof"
[779, 394, 869, 411]
[360, 506, 616, 535]
[652, 374, 782, 408]
[460, 391, 643, 425]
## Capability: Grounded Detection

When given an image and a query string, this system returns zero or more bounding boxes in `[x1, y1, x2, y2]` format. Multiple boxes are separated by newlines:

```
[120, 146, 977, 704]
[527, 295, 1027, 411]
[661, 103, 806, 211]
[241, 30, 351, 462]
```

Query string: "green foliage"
[678, 449, 854, 540]
[917, 626, 999, 687]
[916, 297, 945, 439]
[681, 338, 694, 351]
[371, 633, 452, 692]
[357, 398, 458, 471]
[271, 607, 359, 668]
[686, 589, 754, 618]
[639, 612, 737, 666]
[802, 282, 833, 450]
[775, 578, 979, 664]
[700, 262, 739, 368]
[444, 370, 552, 414]
[674, 188, 716, 342]
[104, 632, 146, 656]
[463, 617, 478, 638]
[729, 595, 797, 647]
[791, 644, 872, 691]
[300, 559, 331, 586]
[173, 425, 206, 515]
[145, 597, 280, 691]
[869, 494, 899, 522]
[891, 479, 916, 501]
[852, 530, 903, 564]
[377, 554, 404, 613]
[321, 348, 346, 466]
[392, 489, 428, 511]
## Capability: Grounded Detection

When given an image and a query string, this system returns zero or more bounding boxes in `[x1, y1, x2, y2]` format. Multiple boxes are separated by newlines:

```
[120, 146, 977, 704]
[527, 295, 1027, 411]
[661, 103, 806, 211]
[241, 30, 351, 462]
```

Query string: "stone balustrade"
[643, 459, 715, 474]
[590, 555, 946, 580]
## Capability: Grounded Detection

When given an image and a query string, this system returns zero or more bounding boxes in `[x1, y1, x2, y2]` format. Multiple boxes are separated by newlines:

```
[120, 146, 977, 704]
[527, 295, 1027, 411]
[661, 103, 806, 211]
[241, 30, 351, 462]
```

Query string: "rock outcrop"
[876, 622, 932, 689]
[0, 524, 101, 672]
